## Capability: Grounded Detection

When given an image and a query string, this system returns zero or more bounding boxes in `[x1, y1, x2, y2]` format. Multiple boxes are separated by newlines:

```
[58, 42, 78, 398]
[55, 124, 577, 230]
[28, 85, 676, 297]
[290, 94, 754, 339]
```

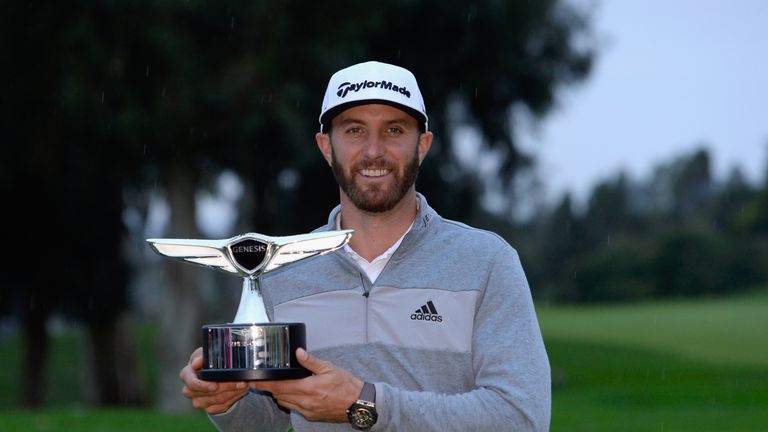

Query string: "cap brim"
[320, 99, 427, 132]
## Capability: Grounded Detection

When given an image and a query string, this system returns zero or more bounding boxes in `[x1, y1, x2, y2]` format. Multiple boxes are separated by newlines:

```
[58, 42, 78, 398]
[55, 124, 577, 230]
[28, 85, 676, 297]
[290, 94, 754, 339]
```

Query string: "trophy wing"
[146, 239, 238, 274]
[264, 230, 353, 272]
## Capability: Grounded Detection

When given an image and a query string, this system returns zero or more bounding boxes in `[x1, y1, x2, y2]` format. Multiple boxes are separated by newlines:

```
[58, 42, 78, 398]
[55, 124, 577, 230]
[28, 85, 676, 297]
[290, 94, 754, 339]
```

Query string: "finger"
[190, 388, 248, 414]
[180, 367, 218, 393]
[180, 348, 221, 393]
[295, 348, 334, 375]
[188, 347, 203, 364]
[184, 380, 248, 399]
[190, 388, 244, 406]
[206, 399, 239, 415]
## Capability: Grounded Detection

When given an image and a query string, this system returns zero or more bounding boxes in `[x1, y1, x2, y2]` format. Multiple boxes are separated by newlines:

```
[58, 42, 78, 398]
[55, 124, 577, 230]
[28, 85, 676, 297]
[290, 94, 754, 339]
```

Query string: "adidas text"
[410, 313, 443, 322]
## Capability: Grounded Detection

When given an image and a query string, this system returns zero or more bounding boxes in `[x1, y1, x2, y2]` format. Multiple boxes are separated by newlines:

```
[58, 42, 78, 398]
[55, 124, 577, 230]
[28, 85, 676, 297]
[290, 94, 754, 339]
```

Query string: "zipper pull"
[359, 273, 370, 297]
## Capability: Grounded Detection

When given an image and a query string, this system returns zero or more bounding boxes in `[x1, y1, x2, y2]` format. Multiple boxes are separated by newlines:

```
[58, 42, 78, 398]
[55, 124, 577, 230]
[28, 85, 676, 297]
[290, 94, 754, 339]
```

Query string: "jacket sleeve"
[373, 247, 551, 431]
[208, 390, 290, 432]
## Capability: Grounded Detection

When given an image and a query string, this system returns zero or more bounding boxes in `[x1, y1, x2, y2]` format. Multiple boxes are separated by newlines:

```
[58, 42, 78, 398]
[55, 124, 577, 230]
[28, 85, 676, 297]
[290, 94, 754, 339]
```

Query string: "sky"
[523, 0, 768, 202]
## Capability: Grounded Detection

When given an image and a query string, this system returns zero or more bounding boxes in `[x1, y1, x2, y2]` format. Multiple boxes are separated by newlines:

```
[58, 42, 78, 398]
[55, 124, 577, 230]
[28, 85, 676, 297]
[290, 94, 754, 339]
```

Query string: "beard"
[331, 144, 420, 213]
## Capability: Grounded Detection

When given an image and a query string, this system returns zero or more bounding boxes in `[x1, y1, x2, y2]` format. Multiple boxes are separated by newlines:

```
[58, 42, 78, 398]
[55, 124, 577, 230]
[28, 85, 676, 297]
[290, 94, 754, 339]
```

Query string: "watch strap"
[358, 382, 375, 404]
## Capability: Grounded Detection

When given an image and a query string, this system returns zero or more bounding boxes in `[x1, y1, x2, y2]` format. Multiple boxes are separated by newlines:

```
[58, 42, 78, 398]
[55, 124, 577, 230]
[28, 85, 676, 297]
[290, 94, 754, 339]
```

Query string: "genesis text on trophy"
[147, 230, 353, 381]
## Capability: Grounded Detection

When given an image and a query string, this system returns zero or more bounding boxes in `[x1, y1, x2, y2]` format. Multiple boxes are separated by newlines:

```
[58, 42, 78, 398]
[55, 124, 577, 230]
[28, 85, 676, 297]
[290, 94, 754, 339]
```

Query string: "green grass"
[1, 290, 766, 431]
[538, 289, 768, 368]
[540, 289, 768, 431]
[546, 340, 768, 431]
[0, 408, 212, 432]
[0, 330, 84, 407]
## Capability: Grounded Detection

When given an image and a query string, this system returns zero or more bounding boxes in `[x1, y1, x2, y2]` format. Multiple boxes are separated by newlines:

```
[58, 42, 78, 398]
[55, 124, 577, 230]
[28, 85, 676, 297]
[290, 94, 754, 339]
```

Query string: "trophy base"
[199, 367, 311, 381]
[201, 322, 311, 382]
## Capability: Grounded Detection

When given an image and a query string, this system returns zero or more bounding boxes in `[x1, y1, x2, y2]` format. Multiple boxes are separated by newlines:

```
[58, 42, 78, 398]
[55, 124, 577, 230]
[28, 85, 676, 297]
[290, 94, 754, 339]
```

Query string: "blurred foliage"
[0, 0, 594, 407]
[522, 147, 768, 303]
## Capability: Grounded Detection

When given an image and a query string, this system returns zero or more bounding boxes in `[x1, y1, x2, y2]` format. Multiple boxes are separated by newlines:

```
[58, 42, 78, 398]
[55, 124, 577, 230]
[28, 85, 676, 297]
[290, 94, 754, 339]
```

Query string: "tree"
[713, 167, 757, 233]
[1, 0, 595, 409]
[0, 2, 148, 406]
[582, 173, 646, 245]
[535, 194, 584, 301]
[647, 147, 715, 223]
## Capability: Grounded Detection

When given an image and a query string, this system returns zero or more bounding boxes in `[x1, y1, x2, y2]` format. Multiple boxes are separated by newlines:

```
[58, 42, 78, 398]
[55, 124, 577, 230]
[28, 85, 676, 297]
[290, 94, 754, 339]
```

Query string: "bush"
[572, 239, 655, 302]
[653, 228, 765, 297]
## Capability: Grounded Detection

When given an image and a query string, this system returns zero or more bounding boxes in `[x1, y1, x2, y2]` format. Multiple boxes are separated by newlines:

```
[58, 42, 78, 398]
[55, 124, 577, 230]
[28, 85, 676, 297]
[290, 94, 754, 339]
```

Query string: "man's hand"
[180, 347, 250, 414]
[252, 348, 364, 422]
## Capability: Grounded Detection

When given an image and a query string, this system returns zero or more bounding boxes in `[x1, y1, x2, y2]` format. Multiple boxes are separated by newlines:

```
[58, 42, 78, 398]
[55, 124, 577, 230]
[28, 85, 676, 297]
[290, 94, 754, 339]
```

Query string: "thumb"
[296, 348, 334, 374]
[189, 347, 204, 369]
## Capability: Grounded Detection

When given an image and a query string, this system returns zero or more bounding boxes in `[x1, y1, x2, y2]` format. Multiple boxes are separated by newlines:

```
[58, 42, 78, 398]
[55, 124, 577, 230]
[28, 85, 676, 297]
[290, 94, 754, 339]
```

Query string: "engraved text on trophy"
[230, 239, 268, 273]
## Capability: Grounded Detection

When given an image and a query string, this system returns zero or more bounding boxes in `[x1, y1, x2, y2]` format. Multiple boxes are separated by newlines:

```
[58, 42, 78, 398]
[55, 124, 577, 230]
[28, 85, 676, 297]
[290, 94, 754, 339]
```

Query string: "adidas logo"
[410, 300, 443, 323]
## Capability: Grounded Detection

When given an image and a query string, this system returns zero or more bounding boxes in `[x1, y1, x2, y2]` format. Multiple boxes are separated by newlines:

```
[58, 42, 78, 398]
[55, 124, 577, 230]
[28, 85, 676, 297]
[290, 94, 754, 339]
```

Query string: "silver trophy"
[147, 230, 353, 381]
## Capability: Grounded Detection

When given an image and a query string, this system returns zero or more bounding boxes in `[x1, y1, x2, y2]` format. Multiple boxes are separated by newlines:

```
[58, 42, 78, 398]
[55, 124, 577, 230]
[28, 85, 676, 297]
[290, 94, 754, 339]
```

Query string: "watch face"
[349, 406, 377, 430]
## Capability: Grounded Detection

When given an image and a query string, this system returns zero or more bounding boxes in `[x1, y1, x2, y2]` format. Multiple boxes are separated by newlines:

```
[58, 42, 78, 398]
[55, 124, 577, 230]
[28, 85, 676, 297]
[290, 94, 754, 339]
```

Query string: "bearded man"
[180, 61, 551, 432]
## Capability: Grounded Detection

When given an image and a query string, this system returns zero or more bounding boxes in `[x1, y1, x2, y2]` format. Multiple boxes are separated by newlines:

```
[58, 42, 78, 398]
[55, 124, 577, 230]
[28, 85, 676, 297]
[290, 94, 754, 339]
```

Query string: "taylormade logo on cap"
[319, 61, 428, 132]
[336, 80, 411, 99]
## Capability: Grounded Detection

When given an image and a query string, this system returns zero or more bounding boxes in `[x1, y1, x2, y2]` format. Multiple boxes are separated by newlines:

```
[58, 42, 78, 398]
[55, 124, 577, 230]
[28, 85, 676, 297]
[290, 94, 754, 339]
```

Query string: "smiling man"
[180, 61, 551, 431]
[324, 104, 426, 214]
[317, 101, 431, 262]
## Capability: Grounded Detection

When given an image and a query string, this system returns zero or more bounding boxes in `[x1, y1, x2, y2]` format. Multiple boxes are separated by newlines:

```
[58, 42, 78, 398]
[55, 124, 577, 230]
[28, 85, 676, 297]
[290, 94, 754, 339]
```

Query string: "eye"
[386, 127, 403, 135]
[345, 126, 364, 135]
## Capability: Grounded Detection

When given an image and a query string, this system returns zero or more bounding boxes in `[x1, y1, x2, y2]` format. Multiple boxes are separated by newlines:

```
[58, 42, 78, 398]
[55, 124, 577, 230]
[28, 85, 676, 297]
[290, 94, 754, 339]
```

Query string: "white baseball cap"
[319, 61, 428, 132]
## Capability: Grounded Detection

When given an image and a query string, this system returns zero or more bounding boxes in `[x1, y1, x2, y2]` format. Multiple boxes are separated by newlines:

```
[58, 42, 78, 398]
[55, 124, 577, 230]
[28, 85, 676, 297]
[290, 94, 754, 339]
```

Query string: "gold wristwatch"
[346, 382, 377, 430]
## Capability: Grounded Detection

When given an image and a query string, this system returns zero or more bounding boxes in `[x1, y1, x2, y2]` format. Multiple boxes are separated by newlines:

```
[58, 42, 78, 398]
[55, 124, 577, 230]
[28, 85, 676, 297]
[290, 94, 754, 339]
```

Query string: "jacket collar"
[322, 192, 437, 233]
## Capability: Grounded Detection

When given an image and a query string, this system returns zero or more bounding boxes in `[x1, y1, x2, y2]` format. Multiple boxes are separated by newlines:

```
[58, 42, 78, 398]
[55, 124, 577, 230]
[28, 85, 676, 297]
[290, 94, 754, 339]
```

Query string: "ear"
[315, 132, 333, 166]
[417, 131, 433, 165]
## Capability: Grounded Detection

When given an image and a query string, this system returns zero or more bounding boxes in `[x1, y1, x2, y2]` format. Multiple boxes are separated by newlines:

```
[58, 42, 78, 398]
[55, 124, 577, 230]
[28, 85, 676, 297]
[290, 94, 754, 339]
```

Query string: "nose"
[363, 135, 386, 159]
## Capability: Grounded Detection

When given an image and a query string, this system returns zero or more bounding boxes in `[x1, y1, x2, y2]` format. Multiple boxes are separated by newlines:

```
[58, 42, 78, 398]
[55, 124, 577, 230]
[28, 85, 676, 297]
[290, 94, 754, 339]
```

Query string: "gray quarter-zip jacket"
[210, 194, 550, 431]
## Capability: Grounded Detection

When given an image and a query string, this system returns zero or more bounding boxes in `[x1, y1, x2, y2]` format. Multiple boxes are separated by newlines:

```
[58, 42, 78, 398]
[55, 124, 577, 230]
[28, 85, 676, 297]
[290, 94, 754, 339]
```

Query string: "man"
[180, 61, 551, 431]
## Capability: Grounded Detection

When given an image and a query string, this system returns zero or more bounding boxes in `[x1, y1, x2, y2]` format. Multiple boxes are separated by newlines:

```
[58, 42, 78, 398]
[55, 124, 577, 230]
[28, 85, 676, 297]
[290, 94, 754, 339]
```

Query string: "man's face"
[317, 104, 432, 213]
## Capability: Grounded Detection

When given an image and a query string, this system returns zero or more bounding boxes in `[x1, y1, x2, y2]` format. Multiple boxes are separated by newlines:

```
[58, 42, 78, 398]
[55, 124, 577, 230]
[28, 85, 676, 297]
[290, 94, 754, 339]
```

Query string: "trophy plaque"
[147, 230, 353, 381]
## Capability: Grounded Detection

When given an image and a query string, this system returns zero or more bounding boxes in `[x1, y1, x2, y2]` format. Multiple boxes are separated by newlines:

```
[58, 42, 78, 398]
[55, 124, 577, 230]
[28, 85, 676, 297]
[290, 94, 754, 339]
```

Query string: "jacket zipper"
[360, 273, 370, 342]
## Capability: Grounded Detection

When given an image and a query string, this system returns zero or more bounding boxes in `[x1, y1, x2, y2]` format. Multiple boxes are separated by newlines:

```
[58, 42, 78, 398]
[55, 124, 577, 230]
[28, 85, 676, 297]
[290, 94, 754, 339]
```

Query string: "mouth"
[360, 168, 391, 177]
